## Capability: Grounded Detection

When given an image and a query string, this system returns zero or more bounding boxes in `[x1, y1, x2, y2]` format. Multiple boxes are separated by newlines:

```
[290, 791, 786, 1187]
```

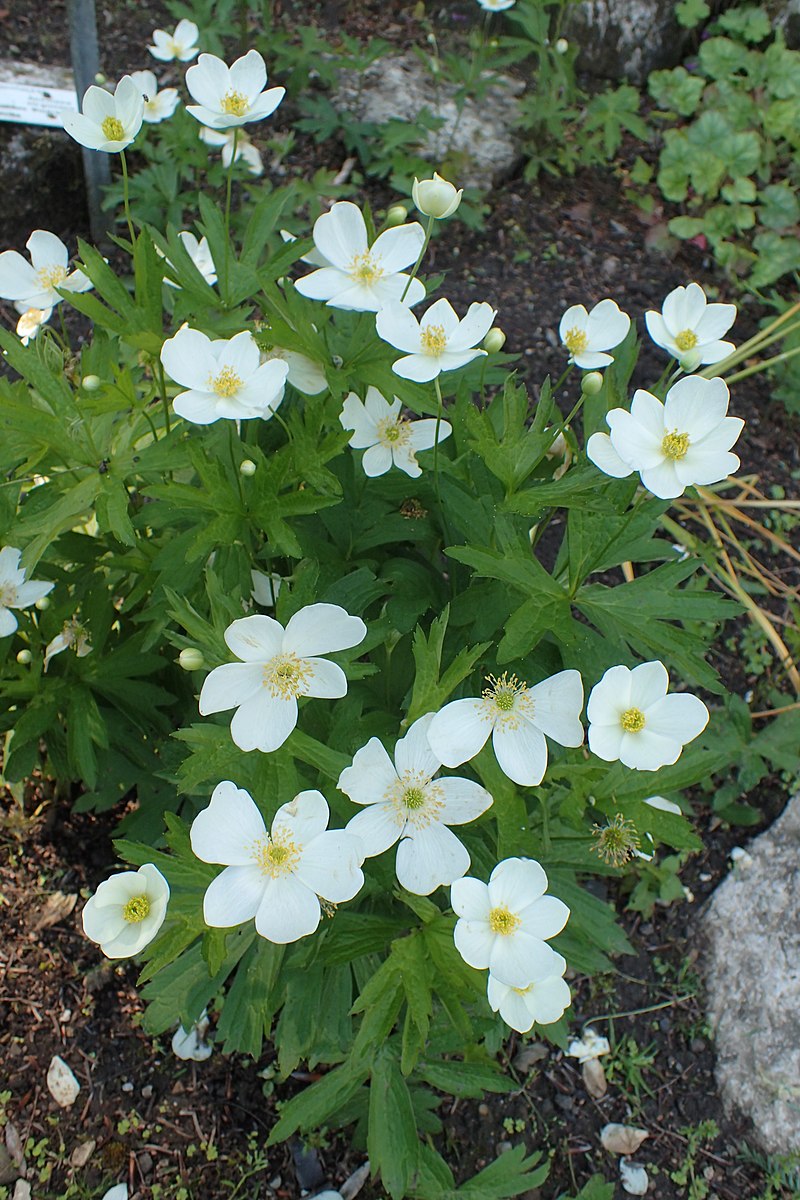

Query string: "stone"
[333, 52, 523, 190]
[565, 0, 692, 84]
[703, 794, 800, 1153]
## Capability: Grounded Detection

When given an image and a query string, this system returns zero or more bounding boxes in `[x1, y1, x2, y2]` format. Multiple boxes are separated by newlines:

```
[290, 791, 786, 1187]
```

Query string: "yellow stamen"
[674, 329, 698, 352]
[480, 673, 532, 728]
[349, 252, 384, 286]
[101, 116, 125, 141]
[384, 770, 444, 830]
[564, 326, 588, 356]
[211, 366, 244, 398]
[488, 906, 521, 935]
[662, 430, 690, 460]
[376, 415, 411, 449]
[620, 707, 646, 733]
[37, 265, 67, 290]
[420, 323, 447, 356]
[122, 894, 151, 923]
[220, 91, 249, 117]
[262, 652, 313, 699]
[253, 836, 301, 878]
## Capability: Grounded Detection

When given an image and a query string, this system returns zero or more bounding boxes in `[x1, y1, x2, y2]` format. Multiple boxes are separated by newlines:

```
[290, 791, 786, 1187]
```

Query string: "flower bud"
[179, 647, 205, 671]
[239, 459, 257, 477]
[16, 649, 32, 665]
[483, 327, 506, 353]
[412, 172, 463, 220]
[385, 203, 409, 227]
[81, 374, 101, 392]
[35, 596, 50, 611]
[679, 348, 702, 373]
[555, 37, 569, 54]
[94, 72, 107, 85]
[581, 371, 604, 395]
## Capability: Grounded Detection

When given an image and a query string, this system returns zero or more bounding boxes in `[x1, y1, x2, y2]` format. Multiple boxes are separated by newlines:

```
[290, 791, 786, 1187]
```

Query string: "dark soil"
[1, 1, 799, 1199]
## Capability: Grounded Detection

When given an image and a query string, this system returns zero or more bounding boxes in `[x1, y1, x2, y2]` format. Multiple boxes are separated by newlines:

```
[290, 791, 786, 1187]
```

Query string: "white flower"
[412, 172, 463, 220]
[129, 70, 179, 124]
[101, 1186, 129, 1200]
[172, 1011, 213, 1061]
[260, 345, 327, 394]
[0, 230, 92, 311]
[199, 126, 264, 175]
[62, 75, 145, 152]
[16, 306, 52, 345]
[645, 282, 736, 367]
[162, 232, 217, 289]
[295, 201, 426, 312]
[567, 1027, 610, 1063]
[160, 327, 288, 424]
[82, 863, 169, 959]
[451, 858, 569, 987]
[478, 0, 516, 10]
[488, 960, 571, 1032]
[376, 297, 496, 383]
[633, 795, 683, 860]
[199, 605, 367, 753]
[427, 669, 584, 788]
[339, 387, 452, 478]
[559, 299, 631, 369]
[586, 376, 744, 500]
[190, 783, 365, 943]
[185, 50, 284, 130]
[251, 569, 282, 607]
[587, 661, 709, 771]
[338, 713, 492, 895]
[0, 546, 54, 637]
[44, 618, 92, 672]
[148, 19, 200, 62]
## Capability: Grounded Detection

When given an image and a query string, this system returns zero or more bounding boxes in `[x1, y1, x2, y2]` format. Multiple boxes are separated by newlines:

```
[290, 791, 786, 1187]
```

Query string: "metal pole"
[67, 0, 110, 244]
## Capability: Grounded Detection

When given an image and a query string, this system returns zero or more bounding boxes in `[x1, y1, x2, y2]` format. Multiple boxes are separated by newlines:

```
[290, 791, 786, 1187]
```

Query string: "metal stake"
[67, 0, 110, 243]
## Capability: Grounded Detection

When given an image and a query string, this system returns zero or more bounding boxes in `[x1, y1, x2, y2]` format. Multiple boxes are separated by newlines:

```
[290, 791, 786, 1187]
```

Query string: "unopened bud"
[386, 203, 409, 227]
[16, 649, 32, 665]
[555, 37, 569, 54]
[679, 348, 702, 373]
[179, 647, 205, 671]
[239, 459, 257, 477]
[412, 172, 463, 220]
[483, 327, 506, 353]
[581, 371, 604, 395]
[94, 72, 107, 85]
[35, 596, 50, 611]
[81, 374, 101, 391]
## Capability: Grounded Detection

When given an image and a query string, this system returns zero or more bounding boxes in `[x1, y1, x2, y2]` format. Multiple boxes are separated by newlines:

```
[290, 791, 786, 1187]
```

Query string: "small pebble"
[496, 1141, 512, 1156]
[478, 1103, 489, 1116]
[121, 1082, 134, 1093]
[141, 1084, 153, 1099]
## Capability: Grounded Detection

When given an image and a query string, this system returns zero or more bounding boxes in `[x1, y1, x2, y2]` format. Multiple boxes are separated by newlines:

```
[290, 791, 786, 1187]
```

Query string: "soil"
[1, 2, 799, 1199]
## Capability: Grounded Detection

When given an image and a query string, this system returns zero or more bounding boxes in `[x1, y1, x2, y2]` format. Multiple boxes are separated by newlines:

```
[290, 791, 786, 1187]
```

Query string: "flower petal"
[519, 894, 570, 940]
[375, 303, 423, 354]
[339, 737, 398, 806]
[362, 443, 394, 476]
[224, 614, 285, 661]
[303, 657, 348, 699]
[346, 803, 402, 856]
[312, 202, 368, 270]
[645, 692, 709, 743]
[198, 662, 264, 715]
[190, 780, 266, 864]
[492, 720, 548, 786]
[427, 698, 493, 768]
[396, 822, 470, 894]
[272, 789, 329, 846]
[489, 931, 563, 987]
[451, 875, 491, 920]
[230, 692, 298, 753]
[629, 660, 669, 709]
[297, 829, 365, 901]
[394, 712, 441, 779]
[283, 603, 366, 656]
[488, 858, 548, 908]
[526, 670, 584, 746]
[203, 865, 264, 927]
[255, 875, 320, 942]
[437, 776, 493, 824]
[371, 223, 426, 273]
[446, 302, 496, 353]
[587, 431, 634, 478]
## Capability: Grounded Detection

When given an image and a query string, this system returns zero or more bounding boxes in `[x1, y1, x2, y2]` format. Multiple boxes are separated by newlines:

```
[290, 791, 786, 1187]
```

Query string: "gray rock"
[333, 52, 523, 190]
[566, 0, 692, 83]
[703, 794, 800, 1154]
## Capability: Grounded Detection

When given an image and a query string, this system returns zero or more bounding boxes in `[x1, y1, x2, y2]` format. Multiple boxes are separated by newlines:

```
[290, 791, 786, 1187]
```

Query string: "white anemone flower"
[587, 660, 709, 771]
[82, 863, 169, 959]
[487, 957, 571, 1032]
[148, 19, 200, 62]
[185, 50, 284, 130]
[198, 605, 367, 753]
[129, 70, 180, 124]
[478, 0, 516, 10]
[199, 126, 264, 175]
[338, 713, 493, 895]
[645, 282, 736, 367]
[559, 298, 631, 370]
[586, 376, 744, 500]
[190, 783, 365, 943]
[295, 201, 426, 312]
[0, 546, 54, 637]
[62, 75, 145, 152]
[16, 306, 52, 345]
[44, 618, 92, 672]
[0, 230, 92, 311]
[101, 1186, 129, 1200]
[451, 858, 570, 987]
[251, 569, 282, 608]
[412, 172, 463, 220]
[427, 669, 584, 788]
[163, 232, 217, 289]
[339, 387, 452, 478]
[260, 346, 327, 395]
[376, 297, 496, 382]
[172, 1011, 213, 1062]
[160, 327, 288, 424]
[567, 1027, 610, 1063]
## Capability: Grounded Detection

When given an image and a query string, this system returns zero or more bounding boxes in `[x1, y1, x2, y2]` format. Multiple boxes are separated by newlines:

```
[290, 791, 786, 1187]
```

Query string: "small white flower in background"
[44, 618, 92, 672]
[160, 327, 288, 424]
[338, 713, 493, 895]
[199, 604, 367, 753]
[82, 863, 170, 958]
[633, 795, 683, 861]
[412, 172, 463, 219]
[62, 75, 145, 152]
[376, 297, 496, 382]
[190, 782, 365, 943]
[185, 50, 284, 130]
[645, 282, 736, 367]
[172, 1011, 213, 1062]
[620, 1159, 650, 1196]
[730, 845, 754, 869]
[567, 1026, 610, 1063]
[251, 569, 282, 608]
[586, 376, 744, 500]
[0, 230, 92, 311]
[0, 546, 54, 637]
[587, 660, 709, 771]
[129, 70, 179, 124]
[148, 18, 200, 62]
[16, 306, 52, 345]
[162, 231, 217, 289]
[477, 0, 516, 10]
[259, 345, 327, 395]
[339, 387, 452, 479]
[101, 1185, 129, 1200]
[295, 201, 426, 312]
[427, 669, 584, 788]
[199, 126, 264, 175]
[451, 857, 570, 987]
[559, 298, 631, 369]
[487, 958, 571, 1032]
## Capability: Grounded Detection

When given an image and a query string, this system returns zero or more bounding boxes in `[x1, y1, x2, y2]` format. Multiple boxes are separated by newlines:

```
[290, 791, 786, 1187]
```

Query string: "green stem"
[224, 128, 240, 303]
[120, 150, 135, 248]
[156, 361, 171, 435]
[400, 214, 434, 302]
[229, 421, 246, 509]
[724, 344, 800, 385]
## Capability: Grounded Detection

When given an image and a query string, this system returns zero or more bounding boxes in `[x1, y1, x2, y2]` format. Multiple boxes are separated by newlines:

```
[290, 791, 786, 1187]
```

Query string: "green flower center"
[101, 116, 126, 141]
[662, 430, 690, 460]
[122, 894, 151, 923]
[221, 91, 249, 116]
[349, 252, 384, 286]
[403, 786, 426, 810]
[419, 323, 447, 356]
[674, 329, 698, 352]
[263, 652, 312, 700]
[564, 326, 588, 356]
[620, 706, 646, 734]
[488, 906, 521, 936]
[376, 415, 411, 450]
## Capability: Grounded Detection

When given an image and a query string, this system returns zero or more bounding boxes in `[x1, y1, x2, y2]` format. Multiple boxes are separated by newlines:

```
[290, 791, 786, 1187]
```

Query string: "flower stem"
[400, 214, 434, 303]
[156, 360, 171, 435]
[224, 128, 240, 303]
[120, 150, 135, 248]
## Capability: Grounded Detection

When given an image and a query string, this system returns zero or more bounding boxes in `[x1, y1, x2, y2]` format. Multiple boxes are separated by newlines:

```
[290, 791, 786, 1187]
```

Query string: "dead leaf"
[31, 891, 77, 931]
[512, 1043, 549, 1072]
[4, 1123, 24, 1168]
[582, 1058, 607, 1098]
[46, 1056, 80, 1108]
[13, 1180, 31, 1200]
[70, 1139, 96, 1168]
[601, 1123, 650, 1155]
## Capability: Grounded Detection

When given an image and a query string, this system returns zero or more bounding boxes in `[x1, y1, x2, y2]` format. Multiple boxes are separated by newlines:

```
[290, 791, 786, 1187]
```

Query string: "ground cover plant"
[1, 1, 799, 1198]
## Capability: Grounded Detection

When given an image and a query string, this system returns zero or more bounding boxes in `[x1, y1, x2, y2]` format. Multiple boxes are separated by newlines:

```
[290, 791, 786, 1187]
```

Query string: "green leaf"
[675, 0, 709, 28]
[698, 36, 753, 80]
[369, 1049, 419, 1200]
[418, 1060, 514, 1099]
[408, 605, 491, 723]
[758, 182, 800, 230]
[267, 1058, 370, 1145]
[216, 939, 283, 1057]
[455, 1146, 548, 1198]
